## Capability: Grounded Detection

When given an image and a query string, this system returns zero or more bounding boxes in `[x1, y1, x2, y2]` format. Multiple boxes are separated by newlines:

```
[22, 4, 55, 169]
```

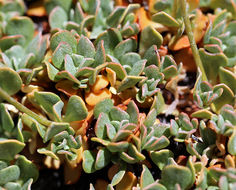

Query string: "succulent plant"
[0, 0, 235, 189]
[82, 98, 169, 173]
[0, 156, 38, 190]
[47, 0, 140, 39]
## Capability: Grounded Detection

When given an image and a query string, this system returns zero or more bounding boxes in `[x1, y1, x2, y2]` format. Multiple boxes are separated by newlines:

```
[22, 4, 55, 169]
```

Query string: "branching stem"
[0, 87, 52, 127]
[180, 0, 208, 81]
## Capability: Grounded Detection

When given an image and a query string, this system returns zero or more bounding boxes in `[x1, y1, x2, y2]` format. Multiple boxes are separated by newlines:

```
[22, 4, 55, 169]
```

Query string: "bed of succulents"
[0, 0, 235, 189]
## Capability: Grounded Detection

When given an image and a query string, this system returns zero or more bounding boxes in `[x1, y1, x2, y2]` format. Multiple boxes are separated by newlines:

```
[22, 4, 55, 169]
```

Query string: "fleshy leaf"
[139, 25, 163, 56]
[0, 165, 20, 185]
[50, 31, 77, 53]
[44, 122, 70, 142]
[152, 11, 179, 27]
[52, 42, 73, 70]
[94, 99, 113, 119]
[117, 76, 144, 92]
[114, 38, 137, 60]
[95, 113, 110, 139]
[140, 165, 155, 188]
[34, 91, 63, 121]
[49, 6, 68, 29]
[127, 101, 139, 124]
[5, 16, 34, 44]
[83, 150, 96, 173]
[95, 148, 111, 170]
[0, 67, 22, 96]
[219, 67, 236, 94]
[0, 139, 25, 160]
[160, 165, 193, 190]
[110, 164, 126, 186]
[15, 155, 39, 182]
[199, 48, 227, 84]
[212, 84, 234, 113]
[228, 129, 236, 155]
[77, 36, 96, 58]
[0, 104, 14, 133]
[64, 95, 88, 122]
[150, 149, 174, 170]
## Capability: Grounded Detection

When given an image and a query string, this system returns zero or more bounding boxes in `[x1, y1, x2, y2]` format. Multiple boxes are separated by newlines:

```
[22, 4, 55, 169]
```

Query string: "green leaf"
[160, 165, 193, 190]
[107, 7, 125, 27]
[109, 107, 130, 122]
[83, 150, 96, 173]
[21, 114, 46, 139]
[0, 104, 14, 133]
[144, 45, 161, 67]
[0, 67, 22, 96]
[4, 182, 21, 190]
[95, 113, 110, 139]
[151, 91, 165, 115]
[106, 123, 117, 140]
[107, 141, 129, 152]
[191, 109, 213, 119]
[0, 139, 25, 160]
[45, 61, 59, 81]
[0, 165, 20, 185]
[21, 179, 33, 190]
[139, 25, 163, 56]
[161, 55, 178, 80]
[152, 11, 179, 27]
[52, 42, 73, 70]
[127, 144, 145, 161]
[140, 165, 155, 188]
[5, 16, 34, 45]
[95, 29, 122, 54]
[117, 76, 144, 92]
[144, 109, 157, 127]
[143, 183, 167, 190]
[150, 149, 174, 170]
[37, 148, 59, 160]
[111, 165, 126, 186]
[49, 6, 67, 29]
[95, 148, 111, 170]
[74, 2, 84, 23]
[212, 84, 234, 113]
[127, 101, 139, 124]
[129, 59, 146, 76]
[94, 40, 106, 67]
[114, 38, 137, 60]
[199, 48, 227, 84]
[0, 35, 25, 51]
[44, 122, 69, 142]
[77, 36, 96, 58]
[15, 156, 39, 182]
[64, 54, 76, 75]
[120, 152, 137, 163]
[120, 52, 141, 67]
[50, 31, 77, 53]
[228, 129, 236, 155]
[107, 62, 127, 80]
[64, 95, 88, 122]
[113, 130, 132, 142]
[220, 105, 236, 125]
[34, 91, 63, 121]
[219, 67, 236, 94]
[45, 0, 72, 13]
[94, 99, 113, 119]
[143, 136, 170, 151]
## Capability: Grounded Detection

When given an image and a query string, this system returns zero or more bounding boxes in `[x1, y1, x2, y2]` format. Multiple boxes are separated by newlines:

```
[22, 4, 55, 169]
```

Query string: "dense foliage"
[0, 0, 235, 189]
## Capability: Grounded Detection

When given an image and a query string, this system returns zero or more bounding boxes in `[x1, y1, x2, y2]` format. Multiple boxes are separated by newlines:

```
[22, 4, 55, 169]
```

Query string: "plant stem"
[0, 87, 52, 127]
[172, 0, 178, 18]
[180, 0, 208, 81]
